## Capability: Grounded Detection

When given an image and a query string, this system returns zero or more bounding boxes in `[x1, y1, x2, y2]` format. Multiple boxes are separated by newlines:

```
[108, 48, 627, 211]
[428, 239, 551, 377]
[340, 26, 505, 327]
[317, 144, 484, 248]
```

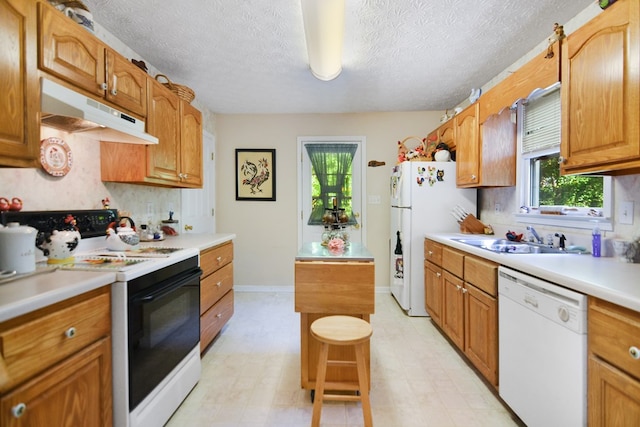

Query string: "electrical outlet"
[619, 201, 634, 225]
[368, 195, 381, 205]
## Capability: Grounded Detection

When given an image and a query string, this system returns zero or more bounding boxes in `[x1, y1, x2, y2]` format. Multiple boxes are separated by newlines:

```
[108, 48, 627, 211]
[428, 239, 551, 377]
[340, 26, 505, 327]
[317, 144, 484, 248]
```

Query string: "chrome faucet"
[526, 226, 543, 244]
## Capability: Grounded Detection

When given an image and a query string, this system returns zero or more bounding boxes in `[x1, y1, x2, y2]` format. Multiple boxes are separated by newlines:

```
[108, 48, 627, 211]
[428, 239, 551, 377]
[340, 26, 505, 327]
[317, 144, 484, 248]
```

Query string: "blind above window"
[521, 85, 561, 154]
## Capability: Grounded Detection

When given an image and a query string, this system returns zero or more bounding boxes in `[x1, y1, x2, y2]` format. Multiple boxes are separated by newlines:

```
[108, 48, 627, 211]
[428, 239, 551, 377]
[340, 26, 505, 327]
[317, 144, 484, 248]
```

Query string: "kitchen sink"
[451, 238, 574, 254]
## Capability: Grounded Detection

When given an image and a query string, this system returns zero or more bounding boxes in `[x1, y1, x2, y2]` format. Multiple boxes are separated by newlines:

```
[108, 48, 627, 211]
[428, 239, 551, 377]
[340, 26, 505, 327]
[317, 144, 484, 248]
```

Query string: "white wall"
[215, 112, 442, 289]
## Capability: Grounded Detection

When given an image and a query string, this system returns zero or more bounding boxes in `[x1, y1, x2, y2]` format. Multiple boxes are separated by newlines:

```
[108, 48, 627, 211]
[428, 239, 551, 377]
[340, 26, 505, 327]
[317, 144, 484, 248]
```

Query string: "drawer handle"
[216, 313, 222, 318]
[630, 346, 640, 360]
[12, 403, 26, 418]
[216, 281, 222, 287]
[65, 327, 77, 338]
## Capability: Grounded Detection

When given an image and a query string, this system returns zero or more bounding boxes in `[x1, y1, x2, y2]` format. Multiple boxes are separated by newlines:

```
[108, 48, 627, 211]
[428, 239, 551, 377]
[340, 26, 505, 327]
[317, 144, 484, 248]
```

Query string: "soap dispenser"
[592, 226, 601, 257]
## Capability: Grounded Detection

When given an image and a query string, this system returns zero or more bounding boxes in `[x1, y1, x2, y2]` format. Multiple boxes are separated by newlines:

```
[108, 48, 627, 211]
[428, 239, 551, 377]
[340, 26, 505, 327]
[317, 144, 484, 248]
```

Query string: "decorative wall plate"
[40, 137, 72, 176]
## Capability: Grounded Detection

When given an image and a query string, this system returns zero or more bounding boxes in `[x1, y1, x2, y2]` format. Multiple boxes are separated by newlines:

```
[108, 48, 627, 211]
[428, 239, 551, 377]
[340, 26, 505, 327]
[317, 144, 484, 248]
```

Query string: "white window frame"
[514, 83, 612, 231]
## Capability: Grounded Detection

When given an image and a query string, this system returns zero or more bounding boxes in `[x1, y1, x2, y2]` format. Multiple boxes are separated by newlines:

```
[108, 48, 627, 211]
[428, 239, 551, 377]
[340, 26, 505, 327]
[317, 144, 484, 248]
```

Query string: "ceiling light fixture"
[301, 0, 345, 81]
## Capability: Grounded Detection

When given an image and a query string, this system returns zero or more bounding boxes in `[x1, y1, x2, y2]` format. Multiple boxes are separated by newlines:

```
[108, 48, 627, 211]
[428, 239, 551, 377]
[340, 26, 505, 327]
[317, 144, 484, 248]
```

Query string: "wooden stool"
[310, 315, 373, 427]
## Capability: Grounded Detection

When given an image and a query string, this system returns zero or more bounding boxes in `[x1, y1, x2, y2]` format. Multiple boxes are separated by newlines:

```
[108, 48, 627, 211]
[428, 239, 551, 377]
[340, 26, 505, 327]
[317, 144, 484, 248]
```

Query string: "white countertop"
[296, 242, 374, 261]
[0, 233, 235, 323]
[427, 233, 640, 312]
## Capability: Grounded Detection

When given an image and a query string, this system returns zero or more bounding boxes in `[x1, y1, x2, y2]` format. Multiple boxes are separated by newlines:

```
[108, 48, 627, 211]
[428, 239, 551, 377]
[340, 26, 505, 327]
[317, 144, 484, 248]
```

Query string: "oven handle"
[132, 268, 202, 304]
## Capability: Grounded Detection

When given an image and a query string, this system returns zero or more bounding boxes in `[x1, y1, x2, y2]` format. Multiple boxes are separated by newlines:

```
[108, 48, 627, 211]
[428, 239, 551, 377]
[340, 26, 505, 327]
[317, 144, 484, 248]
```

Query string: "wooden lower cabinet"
[424, 239, 498, 388]
[0, 286, 112, 426]
[589, 297, 640, 425]
[294, 259, 375, 391]
[200, 241, 234, 353]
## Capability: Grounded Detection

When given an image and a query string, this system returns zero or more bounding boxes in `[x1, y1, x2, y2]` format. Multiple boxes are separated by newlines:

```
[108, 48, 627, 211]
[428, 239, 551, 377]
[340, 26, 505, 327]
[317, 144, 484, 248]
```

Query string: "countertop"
[296, 242, 374, 262]
[426, 233, 640, 312]
[0, 233, 235, 323]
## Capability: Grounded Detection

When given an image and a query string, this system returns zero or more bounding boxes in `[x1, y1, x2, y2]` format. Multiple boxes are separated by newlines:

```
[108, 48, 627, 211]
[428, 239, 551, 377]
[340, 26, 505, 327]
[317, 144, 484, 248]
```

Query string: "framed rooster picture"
[235, 149, 276, 201]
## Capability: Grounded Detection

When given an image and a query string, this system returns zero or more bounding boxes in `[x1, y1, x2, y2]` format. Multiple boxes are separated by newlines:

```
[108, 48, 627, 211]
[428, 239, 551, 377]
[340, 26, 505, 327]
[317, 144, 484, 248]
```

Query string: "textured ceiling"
[82, 0, 594, 114]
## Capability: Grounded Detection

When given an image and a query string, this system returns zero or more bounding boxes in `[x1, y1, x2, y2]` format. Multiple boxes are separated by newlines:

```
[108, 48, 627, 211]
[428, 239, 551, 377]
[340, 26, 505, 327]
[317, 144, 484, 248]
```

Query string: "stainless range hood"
[40, 78, 158, 145]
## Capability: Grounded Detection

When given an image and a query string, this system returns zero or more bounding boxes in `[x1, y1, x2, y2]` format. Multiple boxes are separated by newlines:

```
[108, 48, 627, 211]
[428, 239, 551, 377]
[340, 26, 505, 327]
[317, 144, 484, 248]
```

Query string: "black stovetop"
[1, 209, 118, 239]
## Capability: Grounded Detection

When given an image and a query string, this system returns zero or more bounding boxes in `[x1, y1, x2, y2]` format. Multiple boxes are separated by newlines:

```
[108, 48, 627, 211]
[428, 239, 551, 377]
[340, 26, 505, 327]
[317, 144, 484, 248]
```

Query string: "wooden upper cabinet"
[180, 101, 203, 187]
[101, 79, 203, 188]
[454, 103, 480, 186]
[561, 0, 640, 175]
[39, 3, 105, 97]
[438, 119, 455, 153]
[105, 49, 147, 117]
[478, 107, 516, 187]
[0, 0, 39, 167]
[39, 2, 147, 118]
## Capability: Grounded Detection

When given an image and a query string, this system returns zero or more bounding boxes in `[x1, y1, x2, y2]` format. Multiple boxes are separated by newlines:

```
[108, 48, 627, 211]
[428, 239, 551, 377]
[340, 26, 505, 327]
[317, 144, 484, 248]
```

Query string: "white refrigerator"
[390, 161, 477, 316]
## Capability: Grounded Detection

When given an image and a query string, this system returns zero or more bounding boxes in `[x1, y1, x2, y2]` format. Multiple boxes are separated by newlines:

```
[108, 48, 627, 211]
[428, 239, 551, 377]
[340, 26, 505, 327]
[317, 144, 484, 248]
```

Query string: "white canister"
[0, 222, 38, 274]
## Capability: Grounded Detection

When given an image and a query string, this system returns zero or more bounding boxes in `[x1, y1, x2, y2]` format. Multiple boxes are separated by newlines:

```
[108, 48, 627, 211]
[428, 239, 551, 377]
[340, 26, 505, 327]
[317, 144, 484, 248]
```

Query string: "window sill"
[514, 213, 612, 231]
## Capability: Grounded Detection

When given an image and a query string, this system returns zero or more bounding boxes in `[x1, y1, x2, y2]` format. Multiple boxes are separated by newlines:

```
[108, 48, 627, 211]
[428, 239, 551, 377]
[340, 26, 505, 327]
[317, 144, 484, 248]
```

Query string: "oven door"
[127, 266, 202, 410]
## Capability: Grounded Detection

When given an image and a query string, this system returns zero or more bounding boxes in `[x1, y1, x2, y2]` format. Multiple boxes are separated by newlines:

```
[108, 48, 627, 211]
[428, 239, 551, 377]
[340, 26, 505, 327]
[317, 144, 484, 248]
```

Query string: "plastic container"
[592, 226, 601, 257]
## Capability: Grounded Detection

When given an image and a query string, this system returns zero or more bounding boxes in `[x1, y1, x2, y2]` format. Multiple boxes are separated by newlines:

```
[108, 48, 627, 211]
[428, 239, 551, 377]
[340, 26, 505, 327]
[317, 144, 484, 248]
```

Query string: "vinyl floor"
[166, 291, 520, 426]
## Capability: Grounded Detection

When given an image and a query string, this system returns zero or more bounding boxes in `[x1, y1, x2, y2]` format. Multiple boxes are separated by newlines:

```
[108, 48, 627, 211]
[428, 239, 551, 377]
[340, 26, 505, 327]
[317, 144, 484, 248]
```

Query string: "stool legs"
[311, 341, 372, 427]
[354, 342, 373, 427]
[311, 342, 330, 427]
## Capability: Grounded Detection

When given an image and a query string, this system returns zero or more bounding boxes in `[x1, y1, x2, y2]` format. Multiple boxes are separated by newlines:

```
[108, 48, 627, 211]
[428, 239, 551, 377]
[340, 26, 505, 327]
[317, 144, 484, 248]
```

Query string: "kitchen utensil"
[106, 216, 140, 251]
[0, 222, 38, 273]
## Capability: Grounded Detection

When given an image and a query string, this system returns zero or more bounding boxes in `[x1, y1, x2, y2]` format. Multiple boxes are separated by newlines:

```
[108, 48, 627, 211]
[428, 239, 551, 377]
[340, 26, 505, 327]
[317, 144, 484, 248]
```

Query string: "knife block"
[460, 214, 489, 234]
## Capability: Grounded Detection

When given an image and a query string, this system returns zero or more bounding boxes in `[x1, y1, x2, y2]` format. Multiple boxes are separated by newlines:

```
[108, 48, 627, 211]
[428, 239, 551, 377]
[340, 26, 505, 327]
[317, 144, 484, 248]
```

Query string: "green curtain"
[304, 143, 357, 225]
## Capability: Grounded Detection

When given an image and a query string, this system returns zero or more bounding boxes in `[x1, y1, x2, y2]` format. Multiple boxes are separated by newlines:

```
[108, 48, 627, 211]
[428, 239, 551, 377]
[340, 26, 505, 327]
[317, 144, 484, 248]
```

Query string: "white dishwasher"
[498, 266, 587, 427]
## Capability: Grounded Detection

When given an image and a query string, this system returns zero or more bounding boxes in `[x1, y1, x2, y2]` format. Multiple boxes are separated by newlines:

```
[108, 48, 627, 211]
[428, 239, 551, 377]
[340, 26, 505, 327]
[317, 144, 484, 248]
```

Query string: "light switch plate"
[619, 201, 634, 225]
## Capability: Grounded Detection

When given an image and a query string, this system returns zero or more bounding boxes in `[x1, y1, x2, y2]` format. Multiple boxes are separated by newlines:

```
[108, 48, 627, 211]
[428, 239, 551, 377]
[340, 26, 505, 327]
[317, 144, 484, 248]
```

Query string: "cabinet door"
[105, 49, 147, 117]
[0, 0, 39, 167]
[464, 283, 497, 387]
[441, 270, 464, 350]
[0, 337, 112, 427]
[147, 79, 181, 183]
[180, 101, 203, 187]
[478, 107, 516, 187]
[424, 261, 443, 327]
[455, 103, 480, 187]
[39, 3, 105, 97]
[561, 0, 640, 174]
[589, 355, 640, 426]
[438, 120, 455, 152]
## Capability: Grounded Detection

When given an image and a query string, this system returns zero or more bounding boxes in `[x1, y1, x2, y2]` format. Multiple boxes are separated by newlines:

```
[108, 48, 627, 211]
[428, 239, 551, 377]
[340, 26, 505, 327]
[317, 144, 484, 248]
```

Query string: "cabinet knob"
[558, 156, 566, 164]
[100, 82, 108, 90]
[630, 346, 640, 360]
[428, 250, 433, 256]
[216, 256, 222, 263]
[436, 272, 441, 277]
[216, 313, 222, 318]
[471, 175, 477, 181]
[216, 281, 221, 287]
[462, 288, 468, 294]
[456, 284, 462, 291]
[12, 403, 26, 418]
[65, 327, 77, 338]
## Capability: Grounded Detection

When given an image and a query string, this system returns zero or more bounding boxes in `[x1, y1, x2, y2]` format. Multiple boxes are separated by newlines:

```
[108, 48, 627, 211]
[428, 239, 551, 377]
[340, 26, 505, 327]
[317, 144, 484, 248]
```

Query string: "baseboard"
[234, 285, 391, 294]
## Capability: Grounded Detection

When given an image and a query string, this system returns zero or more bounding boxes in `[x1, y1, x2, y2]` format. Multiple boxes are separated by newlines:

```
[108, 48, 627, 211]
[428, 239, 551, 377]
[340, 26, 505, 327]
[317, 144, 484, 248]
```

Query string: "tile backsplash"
[0, 127, 180, 227]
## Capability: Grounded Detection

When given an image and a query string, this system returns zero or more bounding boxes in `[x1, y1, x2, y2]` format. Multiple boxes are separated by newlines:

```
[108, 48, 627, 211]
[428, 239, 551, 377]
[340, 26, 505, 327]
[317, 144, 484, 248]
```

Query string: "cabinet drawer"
[464, 256, 497, 296]
[424, 239, 442, 265]
[589, 298, 640, 380]
[200, 289, 234, 353]
[0, 287, 110, 392]
[442, 246, 464, 278]
[200, 242, 233, 278]
[201, 262, 233, 315]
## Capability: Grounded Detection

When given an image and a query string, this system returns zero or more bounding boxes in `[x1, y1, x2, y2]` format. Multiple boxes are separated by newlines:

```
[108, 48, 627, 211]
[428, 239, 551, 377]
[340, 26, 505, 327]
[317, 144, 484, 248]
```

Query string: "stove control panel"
[1, 209, 118, 238]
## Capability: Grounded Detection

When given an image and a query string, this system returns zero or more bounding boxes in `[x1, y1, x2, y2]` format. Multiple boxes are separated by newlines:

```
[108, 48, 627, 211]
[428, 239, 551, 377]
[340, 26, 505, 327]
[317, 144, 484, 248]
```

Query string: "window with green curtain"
[304, 143, 357, 225]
